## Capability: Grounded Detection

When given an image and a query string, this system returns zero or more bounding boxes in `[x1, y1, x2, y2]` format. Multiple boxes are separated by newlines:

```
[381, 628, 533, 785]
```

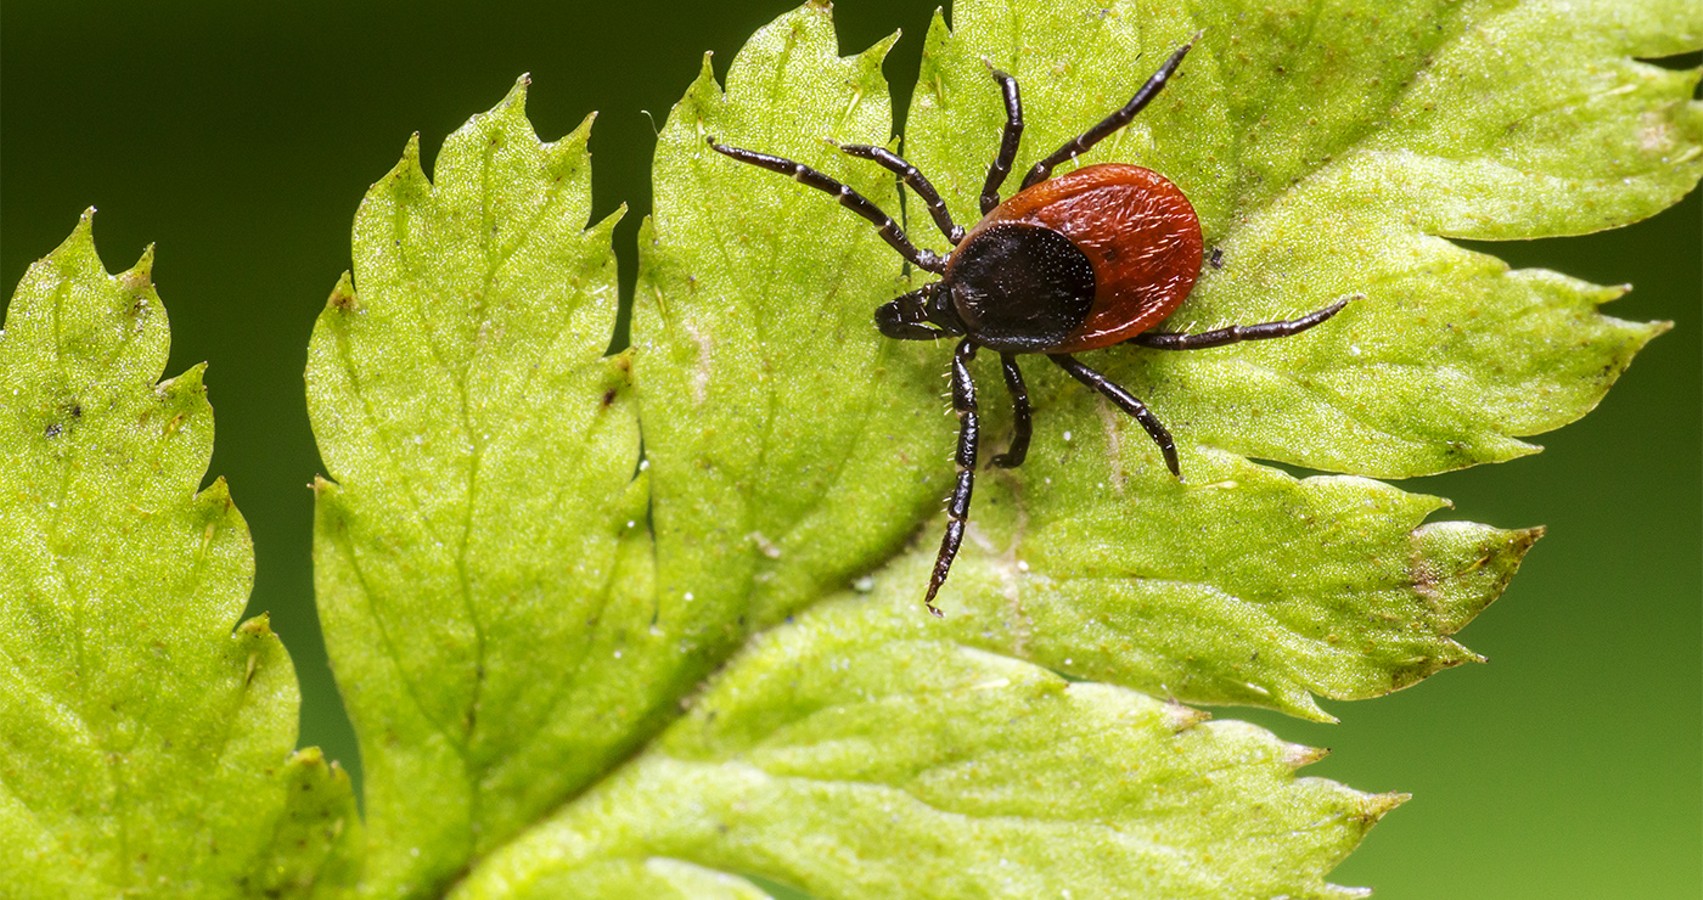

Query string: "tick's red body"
[964, 163, 1203, 352]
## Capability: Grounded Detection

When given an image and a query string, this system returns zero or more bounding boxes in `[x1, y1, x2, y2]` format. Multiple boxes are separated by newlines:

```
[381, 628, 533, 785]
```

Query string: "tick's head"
[874, 280, 965, 341]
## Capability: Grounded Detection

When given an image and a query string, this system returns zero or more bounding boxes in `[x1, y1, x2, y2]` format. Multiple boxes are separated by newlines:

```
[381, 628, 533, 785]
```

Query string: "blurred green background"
[3, 2, 1697, 896]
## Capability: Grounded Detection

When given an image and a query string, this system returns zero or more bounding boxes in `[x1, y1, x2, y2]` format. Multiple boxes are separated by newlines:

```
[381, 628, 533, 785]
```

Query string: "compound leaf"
[304, 0, 1698, 896]
[457, 584, 1399, 900]
[0, 213, 356, 897]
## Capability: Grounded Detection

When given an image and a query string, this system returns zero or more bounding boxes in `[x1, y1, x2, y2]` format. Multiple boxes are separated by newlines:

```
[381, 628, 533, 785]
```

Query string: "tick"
[710, 34, 1352, 615]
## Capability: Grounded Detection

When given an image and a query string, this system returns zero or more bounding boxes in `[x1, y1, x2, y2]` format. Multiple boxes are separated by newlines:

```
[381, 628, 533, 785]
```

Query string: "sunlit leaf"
[459, 580, 1400, 899]
[0, 213, 355, 897]
[305, 78, 645, 896]
[303, 0, 1699, 895]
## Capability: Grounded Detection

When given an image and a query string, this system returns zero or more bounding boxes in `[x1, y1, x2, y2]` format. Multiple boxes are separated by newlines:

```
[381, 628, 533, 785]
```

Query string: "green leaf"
[304, 1, 1698, 896]
[871, 0, 1694, 717]
[306, 80, 645, 895]
[631, 4, 940, 644]
[925, 445, 1546, 721]
[0, 213, 356, 897]
[902, 0, 1693, 477]
[456, 585, 1401, 900]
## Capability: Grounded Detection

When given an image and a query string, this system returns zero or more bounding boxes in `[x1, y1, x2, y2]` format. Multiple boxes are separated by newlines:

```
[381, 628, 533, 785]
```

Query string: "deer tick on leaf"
[710, 34, 1353, 616]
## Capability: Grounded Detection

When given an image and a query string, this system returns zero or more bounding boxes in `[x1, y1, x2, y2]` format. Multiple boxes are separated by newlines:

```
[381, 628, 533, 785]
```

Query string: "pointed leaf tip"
[237, 613, 274, 638]
[402, 131, 422, 165]
[1362, 792, 1412, 823]
[326, 271, 357, 313]
[500, 73, 531, 110]
[56, 207, 99, 257]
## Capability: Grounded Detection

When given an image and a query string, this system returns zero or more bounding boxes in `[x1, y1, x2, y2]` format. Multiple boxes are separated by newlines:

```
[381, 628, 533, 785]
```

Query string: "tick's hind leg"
[925, 339, 982, 617]
[1131, 294, 1357, 351]
[1049, 354, 1180, 479]
[990, 353, 1032, 469]
[1022, 34, 1199, 189]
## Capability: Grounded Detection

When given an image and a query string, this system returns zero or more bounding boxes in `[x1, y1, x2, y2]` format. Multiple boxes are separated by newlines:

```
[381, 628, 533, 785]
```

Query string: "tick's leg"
[1021, 34, 1199, 189]
[990, 353, 1032, 468]
[925, 339, 982, 616]
[1049, 354, 1180, 480]
[836, 143, 963, 245]
[980, 67, 1025, 215]
[708, 138, 946, 273]
[876, 284, 951, 341]
[1131, 295, 1356, 350]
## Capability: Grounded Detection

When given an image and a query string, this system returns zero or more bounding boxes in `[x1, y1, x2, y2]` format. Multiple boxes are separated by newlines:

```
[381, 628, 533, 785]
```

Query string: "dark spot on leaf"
[602, 389, 617, 407]
[1209, 247, 1224, 269]
[44, 423, 62, 438]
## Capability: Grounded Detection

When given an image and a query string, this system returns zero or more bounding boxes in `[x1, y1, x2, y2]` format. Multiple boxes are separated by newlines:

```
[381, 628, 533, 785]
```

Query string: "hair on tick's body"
[709, 32, 1354, 616]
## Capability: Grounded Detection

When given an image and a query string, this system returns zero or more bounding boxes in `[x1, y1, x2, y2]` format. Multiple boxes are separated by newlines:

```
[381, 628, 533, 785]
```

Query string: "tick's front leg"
[925, 338, 982, 616]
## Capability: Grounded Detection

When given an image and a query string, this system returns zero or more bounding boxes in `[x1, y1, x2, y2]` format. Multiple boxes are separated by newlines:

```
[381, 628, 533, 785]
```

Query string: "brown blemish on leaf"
[328, 277, 359, 313]
[1352, 792, 1409, 829]
[1162, 699, 1209, 733]
[1410, 523, 1544, 625]
[1281, 743, 1330, 769]
[237, 614, 272, 637]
